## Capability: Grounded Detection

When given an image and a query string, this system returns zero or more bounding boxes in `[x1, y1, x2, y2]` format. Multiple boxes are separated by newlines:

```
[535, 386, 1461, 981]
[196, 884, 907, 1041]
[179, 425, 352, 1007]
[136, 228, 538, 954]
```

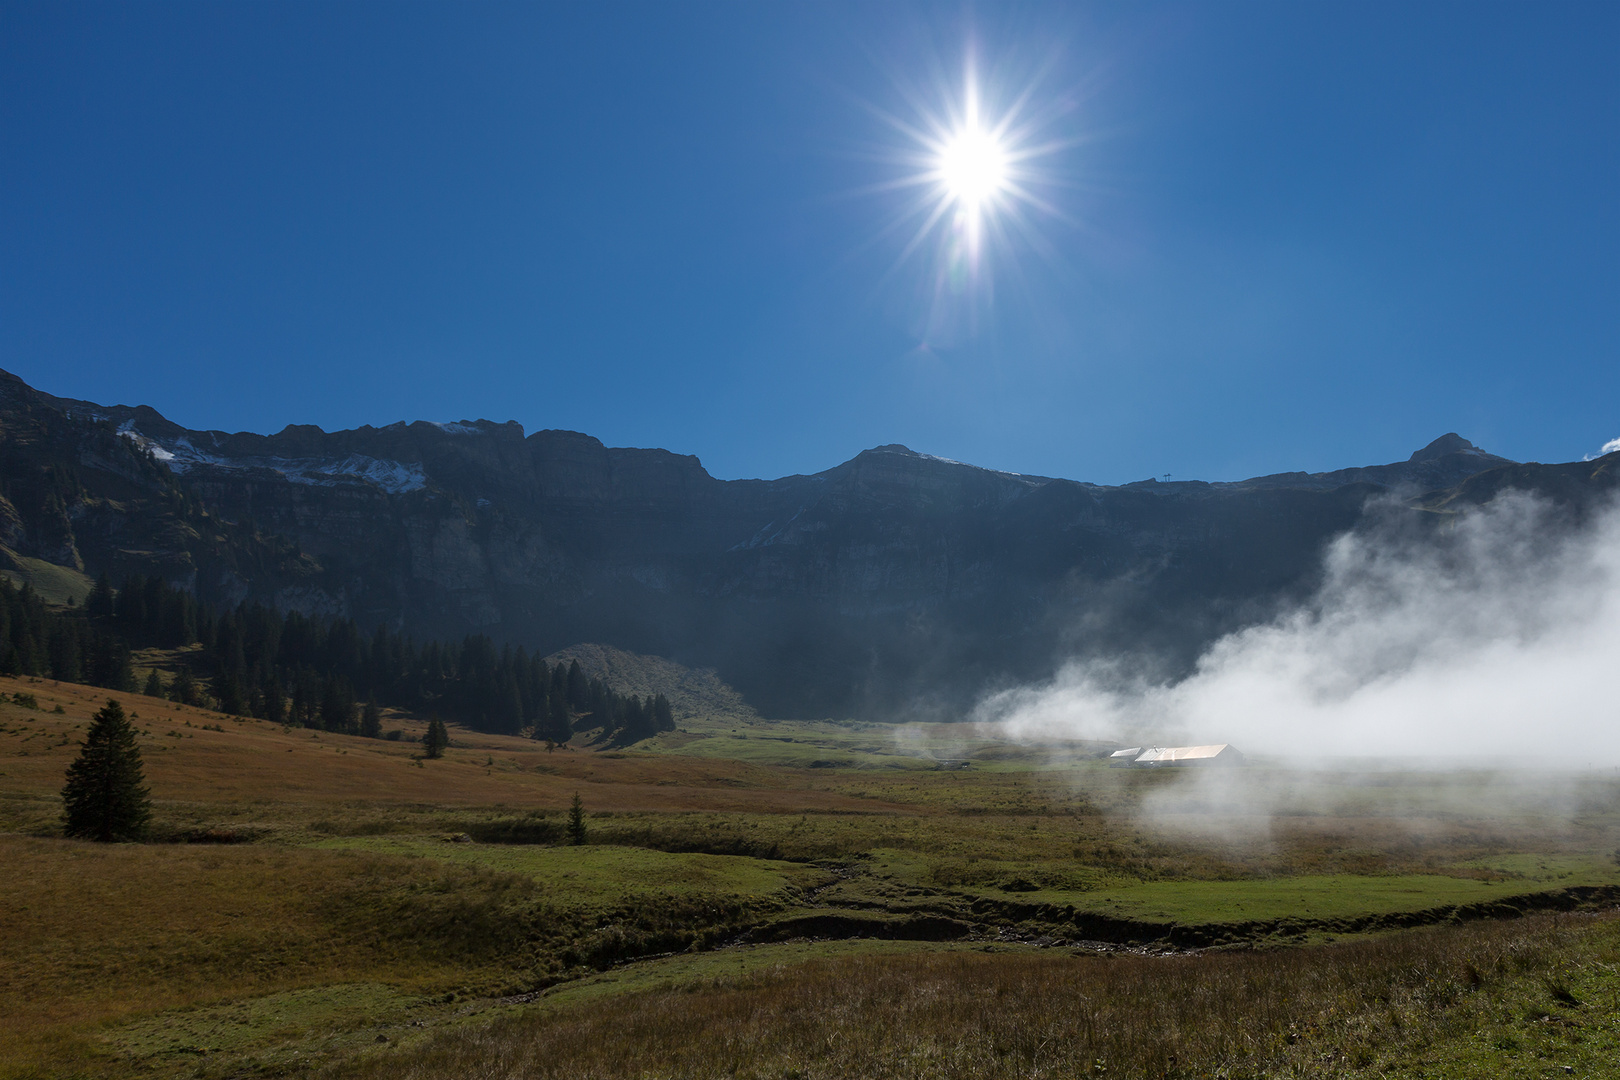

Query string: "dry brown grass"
[331, 913, 1620, 1080]
[0, 676, 914, 828]
[0, 833, 542, 1074]
[5, 675, 1607, 882]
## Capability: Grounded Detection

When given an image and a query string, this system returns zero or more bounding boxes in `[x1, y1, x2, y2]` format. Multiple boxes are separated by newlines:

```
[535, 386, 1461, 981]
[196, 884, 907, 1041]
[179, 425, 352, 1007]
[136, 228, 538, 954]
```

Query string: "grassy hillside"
[0, 546, 94, 606]
[544, 643, 760, 723]
[2, 672, 1618, 1078]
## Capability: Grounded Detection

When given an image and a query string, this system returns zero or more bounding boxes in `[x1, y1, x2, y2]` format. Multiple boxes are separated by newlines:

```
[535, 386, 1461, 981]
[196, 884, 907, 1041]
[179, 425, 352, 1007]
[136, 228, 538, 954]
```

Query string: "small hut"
[1131, 744, 1244, 767]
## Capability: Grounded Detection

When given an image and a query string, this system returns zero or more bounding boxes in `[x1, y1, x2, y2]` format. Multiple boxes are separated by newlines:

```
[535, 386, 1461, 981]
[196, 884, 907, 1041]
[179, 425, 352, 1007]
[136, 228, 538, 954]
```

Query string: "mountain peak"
[1409, 433, 1478, 463]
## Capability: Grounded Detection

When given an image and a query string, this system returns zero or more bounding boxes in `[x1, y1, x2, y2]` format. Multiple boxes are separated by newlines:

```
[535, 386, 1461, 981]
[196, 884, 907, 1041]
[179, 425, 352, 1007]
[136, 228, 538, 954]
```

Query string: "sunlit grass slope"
[3, 670, 1619, 1079]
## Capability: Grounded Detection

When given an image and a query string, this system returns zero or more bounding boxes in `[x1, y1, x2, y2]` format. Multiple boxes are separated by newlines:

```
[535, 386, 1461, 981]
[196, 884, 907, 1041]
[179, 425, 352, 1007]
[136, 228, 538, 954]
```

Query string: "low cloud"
[1586, 435, 1620, 460]
[1122, 755, 1612, 842]
[975, 490, 1620, 768]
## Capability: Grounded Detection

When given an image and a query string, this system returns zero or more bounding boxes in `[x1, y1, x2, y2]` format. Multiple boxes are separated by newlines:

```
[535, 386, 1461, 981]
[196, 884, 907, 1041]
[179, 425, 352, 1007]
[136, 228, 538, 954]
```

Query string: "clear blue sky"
[3, 1, 1615, 484]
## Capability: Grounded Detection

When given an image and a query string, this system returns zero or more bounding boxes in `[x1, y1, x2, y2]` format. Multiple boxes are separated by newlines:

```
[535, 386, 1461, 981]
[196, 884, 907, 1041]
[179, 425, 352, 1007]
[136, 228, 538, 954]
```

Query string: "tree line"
[0, 574, 675, 745]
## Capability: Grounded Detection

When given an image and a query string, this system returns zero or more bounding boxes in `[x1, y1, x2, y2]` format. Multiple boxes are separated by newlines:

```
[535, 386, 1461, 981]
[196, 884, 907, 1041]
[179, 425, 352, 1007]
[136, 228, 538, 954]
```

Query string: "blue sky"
[3, 1, 1615, 484]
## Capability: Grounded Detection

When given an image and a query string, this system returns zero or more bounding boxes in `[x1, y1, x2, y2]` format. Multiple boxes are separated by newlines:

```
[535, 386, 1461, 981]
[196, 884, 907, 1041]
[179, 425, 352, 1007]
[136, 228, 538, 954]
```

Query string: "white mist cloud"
[976, 490, 1620, 766]
[1104, 760, 1594, 842]
[1601, 437, 1620, 458]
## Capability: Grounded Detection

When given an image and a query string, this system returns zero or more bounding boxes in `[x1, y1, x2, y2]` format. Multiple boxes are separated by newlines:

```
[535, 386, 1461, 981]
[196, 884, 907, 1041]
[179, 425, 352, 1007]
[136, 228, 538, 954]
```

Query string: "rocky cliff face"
[3, 367, 1609, 718]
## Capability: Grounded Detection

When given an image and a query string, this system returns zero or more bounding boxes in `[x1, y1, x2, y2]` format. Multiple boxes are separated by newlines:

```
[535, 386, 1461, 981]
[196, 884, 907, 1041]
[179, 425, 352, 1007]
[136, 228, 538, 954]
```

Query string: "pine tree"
[497, 676, 524, 734]
[360, 696, 382, 739]
[424, 717, 449, 759]
[110, 645, 136, 692]
[12, 629, 39, 675]
[47, 622, 82, 682]
[214, 671, 247, 716]
[169, 667, 198, 706]
[567, 791, 587, 845]
[320, 677, 358, 733]
[61, 699, 151, 842]
[290, 681, 311, 728]
[547, 690, 573, 742]
[143, 669, 165, 698]
[264, 680, 287, 726]
[86, 574, 116, 620]
[566, 660, 586, 711]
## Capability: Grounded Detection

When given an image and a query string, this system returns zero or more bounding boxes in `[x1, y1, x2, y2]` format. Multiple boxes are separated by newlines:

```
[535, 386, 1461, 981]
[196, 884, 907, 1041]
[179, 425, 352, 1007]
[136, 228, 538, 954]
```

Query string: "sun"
[861, 52, 1076, 300]
[937, 124, 1008, 208]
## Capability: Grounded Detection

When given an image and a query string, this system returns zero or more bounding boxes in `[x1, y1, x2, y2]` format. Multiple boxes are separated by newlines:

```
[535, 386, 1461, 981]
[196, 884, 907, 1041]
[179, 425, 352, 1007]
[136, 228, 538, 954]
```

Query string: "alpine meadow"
[3, 3, 1618, 1079]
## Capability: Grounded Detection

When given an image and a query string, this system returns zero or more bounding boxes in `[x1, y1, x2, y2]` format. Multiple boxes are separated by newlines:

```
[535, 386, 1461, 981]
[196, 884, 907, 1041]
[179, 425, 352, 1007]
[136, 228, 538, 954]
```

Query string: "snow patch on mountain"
[116, 425, 427, 494]
[117, 422, 188, 464]
[284, 454, 428, 493]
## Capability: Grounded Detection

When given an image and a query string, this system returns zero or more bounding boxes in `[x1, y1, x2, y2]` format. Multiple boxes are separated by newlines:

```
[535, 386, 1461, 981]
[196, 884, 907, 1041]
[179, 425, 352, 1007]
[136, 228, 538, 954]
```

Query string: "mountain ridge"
[1, 367, 1609, 718]
[7, 369, 1515, 495]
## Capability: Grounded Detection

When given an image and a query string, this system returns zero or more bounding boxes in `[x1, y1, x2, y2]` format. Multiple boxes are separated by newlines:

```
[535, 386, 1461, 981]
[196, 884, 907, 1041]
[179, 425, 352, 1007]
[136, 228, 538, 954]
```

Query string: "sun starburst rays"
[857, 54, 1078, 329]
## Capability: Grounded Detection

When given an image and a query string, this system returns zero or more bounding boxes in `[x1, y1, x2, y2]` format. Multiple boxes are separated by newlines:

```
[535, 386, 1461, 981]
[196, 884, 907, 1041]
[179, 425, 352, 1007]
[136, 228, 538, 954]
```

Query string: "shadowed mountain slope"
[2, 368, 1609, 718]
[544, 643, 759, 724]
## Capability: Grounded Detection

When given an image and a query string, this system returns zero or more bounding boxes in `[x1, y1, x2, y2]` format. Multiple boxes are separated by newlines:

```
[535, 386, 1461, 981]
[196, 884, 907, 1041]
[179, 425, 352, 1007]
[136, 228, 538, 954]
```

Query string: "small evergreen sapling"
[62, 698, 151, 842]
[568, 791, 587, 845]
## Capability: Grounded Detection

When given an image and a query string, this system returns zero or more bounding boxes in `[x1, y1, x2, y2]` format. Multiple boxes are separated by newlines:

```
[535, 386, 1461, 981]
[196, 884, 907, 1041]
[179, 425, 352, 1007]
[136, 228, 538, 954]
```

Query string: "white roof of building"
[1134, 744, 1237, 763]
[1108, 747, 1143, 759]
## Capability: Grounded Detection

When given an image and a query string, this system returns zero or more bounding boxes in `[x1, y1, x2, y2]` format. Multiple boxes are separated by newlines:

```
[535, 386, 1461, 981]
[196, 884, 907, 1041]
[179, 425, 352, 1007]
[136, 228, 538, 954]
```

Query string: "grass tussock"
[333, 913, 1620, 1080]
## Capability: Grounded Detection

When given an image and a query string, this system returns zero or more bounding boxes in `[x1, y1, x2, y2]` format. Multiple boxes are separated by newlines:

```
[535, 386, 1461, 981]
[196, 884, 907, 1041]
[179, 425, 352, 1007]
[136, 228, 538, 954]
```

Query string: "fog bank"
[975, 491, 1620, 766]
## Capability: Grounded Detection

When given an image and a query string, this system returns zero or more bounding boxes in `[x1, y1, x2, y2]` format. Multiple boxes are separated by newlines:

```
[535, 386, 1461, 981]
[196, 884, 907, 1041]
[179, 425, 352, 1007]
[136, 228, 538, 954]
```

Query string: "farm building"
[1130, 744, 1244, 767]
[1107, 747, 1143, 767]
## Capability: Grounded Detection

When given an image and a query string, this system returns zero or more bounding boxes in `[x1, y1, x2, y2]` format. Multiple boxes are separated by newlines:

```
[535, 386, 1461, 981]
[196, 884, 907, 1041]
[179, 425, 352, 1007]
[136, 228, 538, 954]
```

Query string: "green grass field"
[3, 672, 1619, 1079]
[0, 547, 95, 607]
[302, 836, 829, 905]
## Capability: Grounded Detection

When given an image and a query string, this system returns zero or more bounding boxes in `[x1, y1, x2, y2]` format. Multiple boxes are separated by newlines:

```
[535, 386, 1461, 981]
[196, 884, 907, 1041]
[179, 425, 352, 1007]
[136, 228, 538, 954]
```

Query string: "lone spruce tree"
[567, 791, 587, 845]
[423, 717, 449, 759]
[62, 699, 151, 842]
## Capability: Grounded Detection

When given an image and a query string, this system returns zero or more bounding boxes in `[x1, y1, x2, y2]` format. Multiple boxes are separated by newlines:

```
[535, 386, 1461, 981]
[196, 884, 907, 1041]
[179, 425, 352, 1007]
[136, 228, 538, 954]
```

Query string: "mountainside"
[544, 643, 759, 724]
[2, 368, 1612, 718]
